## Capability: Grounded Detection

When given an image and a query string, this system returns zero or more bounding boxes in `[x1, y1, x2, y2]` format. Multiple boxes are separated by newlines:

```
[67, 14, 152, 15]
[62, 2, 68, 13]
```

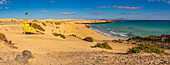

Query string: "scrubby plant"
[42, 23, 46, 26]
[52, 33, 66, 39]
[83, 37, 93, 42]
[11, 20, 16, 22]
[55, 22, 61, 25]
[94, 42, 112, 50]
[126, 43, 165, 54]
[50, 22, 53, 24]
[32, 23, 45, 31]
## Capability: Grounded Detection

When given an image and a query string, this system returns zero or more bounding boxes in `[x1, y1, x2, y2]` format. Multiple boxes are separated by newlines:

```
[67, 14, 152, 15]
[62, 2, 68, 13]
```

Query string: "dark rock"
[15, 55, 28, 64]
[22, 50, 33, 58]
[15, 50, 33, 64]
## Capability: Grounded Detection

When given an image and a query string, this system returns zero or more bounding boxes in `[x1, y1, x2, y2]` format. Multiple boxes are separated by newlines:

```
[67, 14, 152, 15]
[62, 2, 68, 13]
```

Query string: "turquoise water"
[89, 20, 170, 39]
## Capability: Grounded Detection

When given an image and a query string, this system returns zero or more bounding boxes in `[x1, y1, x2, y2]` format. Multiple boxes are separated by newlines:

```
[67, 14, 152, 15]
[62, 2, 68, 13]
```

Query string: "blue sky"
[0, 0, 170, 20]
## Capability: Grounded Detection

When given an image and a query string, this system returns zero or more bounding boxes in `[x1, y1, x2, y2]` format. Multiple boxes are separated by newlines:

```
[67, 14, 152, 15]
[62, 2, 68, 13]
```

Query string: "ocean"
[89, 20, 170, 39]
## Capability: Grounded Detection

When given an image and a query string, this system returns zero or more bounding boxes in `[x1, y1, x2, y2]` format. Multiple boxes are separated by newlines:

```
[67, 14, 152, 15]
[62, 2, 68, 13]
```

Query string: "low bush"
[52, 33, 66, 39]
[94, 42, 112, 50]
[83, 37, 93, 42]
[50, 22, 53, 24]
[42, 23, 46, 26]
[55, 22, 61, 25]
[126, 43, 165, 54]
[32, 23, 45, 31]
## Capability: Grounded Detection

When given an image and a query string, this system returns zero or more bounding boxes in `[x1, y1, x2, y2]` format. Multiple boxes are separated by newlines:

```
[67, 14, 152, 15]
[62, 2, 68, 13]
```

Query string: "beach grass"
[83, 37, 93, 42]
[94, 42, 112, 50]
[55, 22, 61, 25]
[32, 23, 45, 31]
[42, 23, 46, 26]
[126, 43, 165, 54]
[52, 33, 66, 39]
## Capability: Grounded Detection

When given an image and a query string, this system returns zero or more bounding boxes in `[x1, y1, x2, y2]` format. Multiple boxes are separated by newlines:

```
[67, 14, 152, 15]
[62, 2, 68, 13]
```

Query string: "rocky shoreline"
[98, 35, 170, 49]
[127, 35, 170, 49]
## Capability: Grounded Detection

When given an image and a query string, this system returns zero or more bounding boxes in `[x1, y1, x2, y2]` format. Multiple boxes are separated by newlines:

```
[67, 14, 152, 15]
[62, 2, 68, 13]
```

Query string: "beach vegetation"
[50, 22, 53, 24]
[32, 23, 45, 31]
[55, 22, 61, 25]
[126, 43, 166, 54]
[52, 33, 66, 39]
[42, 23, 46, 26]
[11, 20, 16, 22]
[94, 42, 112, 50]
[83, 37, 93, 42]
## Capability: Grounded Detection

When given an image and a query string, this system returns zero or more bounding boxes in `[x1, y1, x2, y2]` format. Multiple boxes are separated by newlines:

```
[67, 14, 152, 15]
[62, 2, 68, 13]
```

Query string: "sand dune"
[0, 19, 168, 65]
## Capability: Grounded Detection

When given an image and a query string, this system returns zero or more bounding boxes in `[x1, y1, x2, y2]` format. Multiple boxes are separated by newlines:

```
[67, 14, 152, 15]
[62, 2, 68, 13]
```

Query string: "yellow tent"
[22, 23, 36, 33]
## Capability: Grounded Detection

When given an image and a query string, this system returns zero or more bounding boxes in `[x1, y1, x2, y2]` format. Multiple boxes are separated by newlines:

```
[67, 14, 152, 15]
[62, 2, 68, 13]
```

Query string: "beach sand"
[0, 19, 169, 65]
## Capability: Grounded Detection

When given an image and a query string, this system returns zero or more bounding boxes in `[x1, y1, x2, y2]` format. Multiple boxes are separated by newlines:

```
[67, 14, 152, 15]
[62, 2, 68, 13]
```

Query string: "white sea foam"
[89, 27, 127, 40]
[110, 31, 127, 37]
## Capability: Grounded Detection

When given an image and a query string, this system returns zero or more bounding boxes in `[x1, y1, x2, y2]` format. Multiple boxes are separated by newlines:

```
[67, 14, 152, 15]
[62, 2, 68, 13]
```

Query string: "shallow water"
[89, 20, 170, 39]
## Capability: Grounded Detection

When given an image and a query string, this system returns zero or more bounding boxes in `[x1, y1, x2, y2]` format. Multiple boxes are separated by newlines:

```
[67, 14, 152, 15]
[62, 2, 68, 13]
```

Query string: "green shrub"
[126, 43, 165, 54]
[55, 22, 61, 25]
[32, 23, 45, 31]
[52, 33, 66, 39]
[95, 43, 104, 48]
[42, 23, 46, 26]
[94, 42, 112, 50]
[83, 37, 93, 42]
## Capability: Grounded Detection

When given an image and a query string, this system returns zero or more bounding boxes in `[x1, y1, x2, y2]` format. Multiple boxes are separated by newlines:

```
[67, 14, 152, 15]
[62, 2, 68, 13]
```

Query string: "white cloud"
[50, 1, 55, 3]
[5, 7, 9, 9]
[0, 0, 8, 4]
[61, 12, 75, 15]
[41, 10, 49, 12]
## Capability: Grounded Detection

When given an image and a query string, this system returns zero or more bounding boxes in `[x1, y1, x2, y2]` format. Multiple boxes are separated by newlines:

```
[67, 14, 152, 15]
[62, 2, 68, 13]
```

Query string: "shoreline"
[88, 26, 127, 40]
